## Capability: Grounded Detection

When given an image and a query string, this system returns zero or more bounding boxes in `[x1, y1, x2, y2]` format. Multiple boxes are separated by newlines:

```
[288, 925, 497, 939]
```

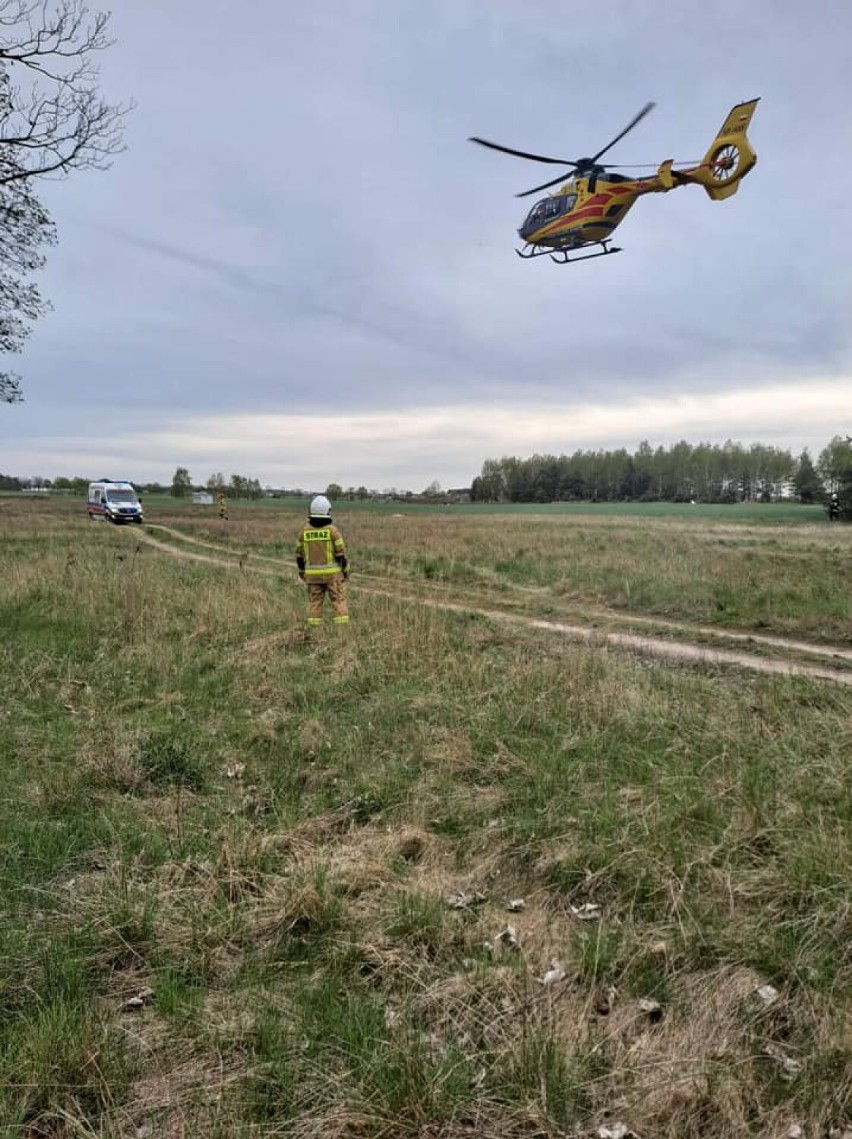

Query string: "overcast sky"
[2, 0, 851, 491]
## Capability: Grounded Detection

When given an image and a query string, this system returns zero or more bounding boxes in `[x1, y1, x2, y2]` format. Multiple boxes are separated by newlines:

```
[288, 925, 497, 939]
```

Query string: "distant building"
[192, 492, 214, 505]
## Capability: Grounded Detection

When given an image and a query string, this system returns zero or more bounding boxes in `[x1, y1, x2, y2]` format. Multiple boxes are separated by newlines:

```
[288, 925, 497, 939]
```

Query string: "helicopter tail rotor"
[678, 99, 760, 200]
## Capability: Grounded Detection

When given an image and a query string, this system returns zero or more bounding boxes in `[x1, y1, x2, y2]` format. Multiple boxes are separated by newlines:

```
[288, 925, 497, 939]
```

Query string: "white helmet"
[310, 494, 332, 518]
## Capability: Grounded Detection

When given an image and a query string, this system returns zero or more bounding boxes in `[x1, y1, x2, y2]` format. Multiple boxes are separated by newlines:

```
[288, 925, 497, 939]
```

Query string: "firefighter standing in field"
[295, 495, 350, 626]
[217, 491, 228, 520]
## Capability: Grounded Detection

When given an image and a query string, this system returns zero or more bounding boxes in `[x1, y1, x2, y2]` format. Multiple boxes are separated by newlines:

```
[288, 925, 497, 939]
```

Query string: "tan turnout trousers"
[307, 577, 349, 625]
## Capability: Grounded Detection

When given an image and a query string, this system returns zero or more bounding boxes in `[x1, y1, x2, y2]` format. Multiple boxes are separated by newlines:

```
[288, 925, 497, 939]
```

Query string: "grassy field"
[141, 496, 850, 643]
[1, 496, 851, 1138]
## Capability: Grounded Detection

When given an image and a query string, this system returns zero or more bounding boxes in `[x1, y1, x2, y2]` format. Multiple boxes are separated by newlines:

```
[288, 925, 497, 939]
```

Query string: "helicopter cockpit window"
[524, 202, 545, 227]
[524, 194, 576, 228]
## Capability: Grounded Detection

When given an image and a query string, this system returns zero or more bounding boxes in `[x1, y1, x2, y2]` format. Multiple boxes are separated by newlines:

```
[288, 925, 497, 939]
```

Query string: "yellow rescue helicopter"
[470, 99, 759, 263]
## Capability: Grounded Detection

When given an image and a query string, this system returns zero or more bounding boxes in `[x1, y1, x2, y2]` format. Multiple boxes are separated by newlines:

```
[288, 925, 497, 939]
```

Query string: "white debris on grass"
[597, 1123, 635, 1138]
[570, 902, 601, 921]
[495, 925, 520, 951]
[121, 987, 154, 1012]
[539, 960, 566, 986]
[638, 997, 663, 1022]
[765, 1042, 803, 1079]
[755, 982, 780, 1006]
[443, 889, 487, 910]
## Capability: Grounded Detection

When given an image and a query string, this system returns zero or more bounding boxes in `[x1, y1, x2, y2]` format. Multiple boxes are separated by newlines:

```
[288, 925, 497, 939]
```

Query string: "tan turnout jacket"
[296, 523, 347, 583]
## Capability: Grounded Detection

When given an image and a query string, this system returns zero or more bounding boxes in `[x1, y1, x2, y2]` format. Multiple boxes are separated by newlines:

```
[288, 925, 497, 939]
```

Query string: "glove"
[343, 569, 351, 581]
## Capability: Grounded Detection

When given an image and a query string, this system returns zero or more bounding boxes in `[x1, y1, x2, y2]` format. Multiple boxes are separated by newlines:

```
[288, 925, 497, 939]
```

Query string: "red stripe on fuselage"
[531, 178, 659, 241]
[533, 184, 640, 240]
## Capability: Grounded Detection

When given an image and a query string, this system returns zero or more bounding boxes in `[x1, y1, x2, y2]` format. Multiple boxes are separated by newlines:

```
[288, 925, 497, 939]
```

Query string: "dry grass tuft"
[241, 863, 342, 948]
[593, 966, 775, 1132]
[240, 627, 312, 661]
[259, 802, 362, 854]
[395, 827, 430, 864]
[120, 1052, 246, 1139]
[299, 716, 328, 759]
[78, 737, 147, 794]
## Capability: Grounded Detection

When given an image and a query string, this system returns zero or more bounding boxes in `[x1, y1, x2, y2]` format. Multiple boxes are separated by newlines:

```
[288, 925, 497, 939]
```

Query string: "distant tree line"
[470, 437, 852, 518]
[5, 437, 850, 520]
[169, 468, 263, 498]
[325, 482, 371, 501]
[0, 473, 88, 491]
[0, 472, 264, 497]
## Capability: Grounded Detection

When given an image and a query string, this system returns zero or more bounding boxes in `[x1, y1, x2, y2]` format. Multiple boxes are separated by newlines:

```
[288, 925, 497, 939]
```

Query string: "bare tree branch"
[0, 0, 131, 184]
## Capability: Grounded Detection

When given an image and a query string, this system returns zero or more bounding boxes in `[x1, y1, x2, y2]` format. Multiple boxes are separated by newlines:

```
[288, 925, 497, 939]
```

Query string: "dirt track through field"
[136, 527, 852, 688]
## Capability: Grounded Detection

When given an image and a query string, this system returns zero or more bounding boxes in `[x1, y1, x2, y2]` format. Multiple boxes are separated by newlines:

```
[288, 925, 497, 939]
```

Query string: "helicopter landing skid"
[550, 243, 622, 265]
[515, 240, 622, 264]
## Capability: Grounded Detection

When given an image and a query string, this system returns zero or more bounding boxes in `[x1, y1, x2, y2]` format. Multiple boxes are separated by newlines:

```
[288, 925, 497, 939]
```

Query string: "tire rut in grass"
[134, 527, 852, 688]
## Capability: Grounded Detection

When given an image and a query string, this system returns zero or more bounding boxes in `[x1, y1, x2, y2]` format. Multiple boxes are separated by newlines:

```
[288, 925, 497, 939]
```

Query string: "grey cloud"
[2, 0, 851, 484]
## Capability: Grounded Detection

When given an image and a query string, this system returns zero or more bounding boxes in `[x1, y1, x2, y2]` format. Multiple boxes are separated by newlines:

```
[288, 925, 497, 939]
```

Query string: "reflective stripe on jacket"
[296, 524, 346, 580]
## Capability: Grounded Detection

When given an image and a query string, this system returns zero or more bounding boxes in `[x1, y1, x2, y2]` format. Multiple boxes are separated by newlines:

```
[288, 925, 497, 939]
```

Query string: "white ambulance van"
[87, 479, 144, 524]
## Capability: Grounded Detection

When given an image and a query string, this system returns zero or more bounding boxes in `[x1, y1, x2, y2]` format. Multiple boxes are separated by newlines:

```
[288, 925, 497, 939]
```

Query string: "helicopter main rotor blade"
[516, 171, 576, 198]
[590, 101, 656, 164]
[469, 136, 578, 166]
